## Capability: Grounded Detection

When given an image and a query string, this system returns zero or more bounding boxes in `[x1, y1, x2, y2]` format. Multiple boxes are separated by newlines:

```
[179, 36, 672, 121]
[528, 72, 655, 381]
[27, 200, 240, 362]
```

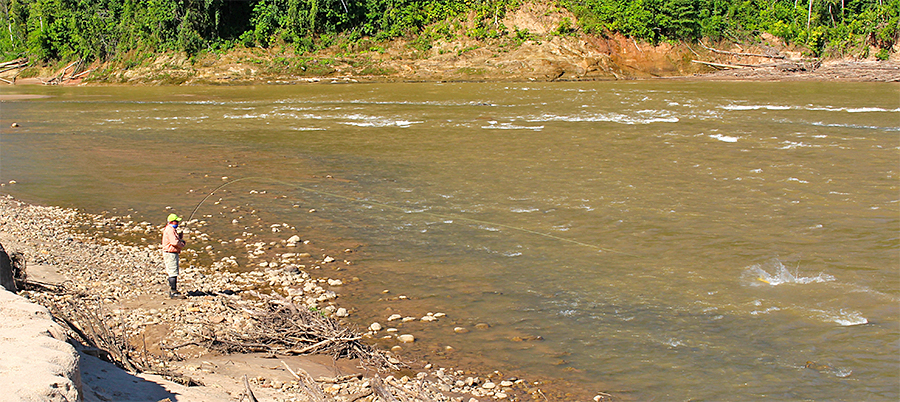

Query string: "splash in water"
[747, 260, 835, 286]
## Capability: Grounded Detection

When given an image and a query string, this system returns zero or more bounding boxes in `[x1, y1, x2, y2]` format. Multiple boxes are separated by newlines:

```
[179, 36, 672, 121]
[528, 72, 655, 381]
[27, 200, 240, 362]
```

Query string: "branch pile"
[203, 293, 399, 371]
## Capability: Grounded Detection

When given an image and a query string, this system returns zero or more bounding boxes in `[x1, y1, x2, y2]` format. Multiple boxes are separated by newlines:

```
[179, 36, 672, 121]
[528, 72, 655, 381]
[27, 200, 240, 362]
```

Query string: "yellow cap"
[167, 213, 182, 222]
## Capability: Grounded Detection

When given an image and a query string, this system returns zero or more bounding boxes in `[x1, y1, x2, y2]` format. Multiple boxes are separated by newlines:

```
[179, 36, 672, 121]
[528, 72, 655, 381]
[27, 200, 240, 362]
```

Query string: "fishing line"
[186, 176, 636, 256]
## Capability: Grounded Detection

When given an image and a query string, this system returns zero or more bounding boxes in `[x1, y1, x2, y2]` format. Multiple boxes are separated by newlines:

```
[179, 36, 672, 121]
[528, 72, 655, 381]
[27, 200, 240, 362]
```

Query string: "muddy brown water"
[1, 82, 898, 401]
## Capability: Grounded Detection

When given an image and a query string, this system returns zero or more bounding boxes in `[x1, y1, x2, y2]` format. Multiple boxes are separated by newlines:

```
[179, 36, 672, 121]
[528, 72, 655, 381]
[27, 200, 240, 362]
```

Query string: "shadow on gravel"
[80, 351, 180, 402]
[185, 289, 239, 297]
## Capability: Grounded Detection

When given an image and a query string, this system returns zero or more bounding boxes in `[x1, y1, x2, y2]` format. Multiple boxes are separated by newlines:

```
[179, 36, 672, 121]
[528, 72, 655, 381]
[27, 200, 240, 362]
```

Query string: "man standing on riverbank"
[162, 213, 186, 298]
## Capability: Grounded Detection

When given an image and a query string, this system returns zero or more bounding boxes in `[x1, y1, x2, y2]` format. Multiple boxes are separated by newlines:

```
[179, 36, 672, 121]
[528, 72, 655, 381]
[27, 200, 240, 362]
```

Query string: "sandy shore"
[0, 196, 569, 401]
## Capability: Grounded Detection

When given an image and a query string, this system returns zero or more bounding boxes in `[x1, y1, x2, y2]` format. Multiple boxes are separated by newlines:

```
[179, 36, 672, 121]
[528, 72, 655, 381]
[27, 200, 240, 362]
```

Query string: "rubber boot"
[168, 276, 183, 298]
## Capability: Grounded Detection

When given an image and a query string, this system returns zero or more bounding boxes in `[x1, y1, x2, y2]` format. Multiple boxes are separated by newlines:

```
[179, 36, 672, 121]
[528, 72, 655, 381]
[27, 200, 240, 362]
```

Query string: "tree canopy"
[1, 0, 897, 62]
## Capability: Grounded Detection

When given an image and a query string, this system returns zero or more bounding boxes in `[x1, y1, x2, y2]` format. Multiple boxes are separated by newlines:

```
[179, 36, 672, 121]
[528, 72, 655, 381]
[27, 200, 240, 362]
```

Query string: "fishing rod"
[184, 176, 637, 257]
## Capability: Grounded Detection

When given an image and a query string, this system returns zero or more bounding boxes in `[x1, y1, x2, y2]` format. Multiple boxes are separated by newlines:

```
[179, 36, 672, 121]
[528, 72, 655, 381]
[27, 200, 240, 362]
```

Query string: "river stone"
[475, 323, 491, 330]
[483, 382, 496, 389]
[369, 322, 382, 331]
[287, 235, 301, 243]
[335, 308, 348, 317]
[398, 334, 415, 343]
[454, 327, 469, 334]
[500, 380, 514, 387]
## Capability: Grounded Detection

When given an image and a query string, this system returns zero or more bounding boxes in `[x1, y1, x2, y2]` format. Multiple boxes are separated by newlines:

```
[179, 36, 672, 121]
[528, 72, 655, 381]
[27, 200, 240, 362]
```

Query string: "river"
[1, 81, 898, 401]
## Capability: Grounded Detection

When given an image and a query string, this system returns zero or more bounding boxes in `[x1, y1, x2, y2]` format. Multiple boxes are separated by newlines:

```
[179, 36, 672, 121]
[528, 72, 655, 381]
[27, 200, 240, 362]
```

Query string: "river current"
[1, 81, 898, 401]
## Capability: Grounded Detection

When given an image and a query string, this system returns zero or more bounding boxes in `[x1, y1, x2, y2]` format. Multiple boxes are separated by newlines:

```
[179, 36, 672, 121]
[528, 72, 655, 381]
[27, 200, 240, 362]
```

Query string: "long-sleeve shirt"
[161, 224, 185, 253]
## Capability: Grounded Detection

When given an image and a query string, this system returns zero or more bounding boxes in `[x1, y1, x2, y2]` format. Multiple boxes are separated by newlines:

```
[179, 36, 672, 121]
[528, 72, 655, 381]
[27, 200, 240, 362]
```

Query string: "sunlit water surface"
[2, 82, 898, 401]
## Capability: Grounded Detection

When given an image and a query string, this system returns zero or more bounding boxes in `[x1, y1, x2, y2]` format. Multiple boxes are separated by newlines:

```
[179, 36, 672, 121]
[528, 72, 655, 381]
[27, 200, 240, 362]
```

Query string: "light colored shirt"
[162, 224, 185, 253]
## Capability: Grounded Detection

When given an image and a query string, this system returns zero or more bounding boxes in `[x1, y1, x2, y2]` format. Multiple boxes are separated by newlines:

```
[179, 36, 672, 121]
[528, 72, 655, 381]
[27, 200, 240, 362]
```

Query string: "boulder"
[0, 242, 16, 292]
[0, 289, 82, 401]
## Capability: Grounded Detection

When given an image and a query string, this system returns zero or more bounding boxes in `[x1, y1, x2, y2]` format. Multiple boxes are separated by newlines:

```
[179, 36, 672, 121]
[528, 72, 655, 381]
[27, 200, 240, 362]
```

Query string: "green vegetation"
[562, 0, 899, 57]
[0, 0, 896, 63]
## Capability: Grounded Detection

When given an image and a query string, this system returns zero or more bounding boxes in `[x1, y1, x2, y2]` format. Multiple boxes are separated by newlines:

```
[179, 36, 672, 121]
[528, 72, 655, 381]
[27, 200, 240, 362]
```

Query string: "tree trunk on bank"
[0, 242, 16, 292]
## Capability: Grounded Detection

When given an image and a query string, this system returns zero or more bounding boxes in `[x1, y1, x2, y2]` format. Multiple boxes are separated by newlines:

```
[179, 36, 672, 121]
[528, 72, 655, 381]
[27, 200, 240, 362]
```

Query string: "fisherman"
[161, 213, 186, 298]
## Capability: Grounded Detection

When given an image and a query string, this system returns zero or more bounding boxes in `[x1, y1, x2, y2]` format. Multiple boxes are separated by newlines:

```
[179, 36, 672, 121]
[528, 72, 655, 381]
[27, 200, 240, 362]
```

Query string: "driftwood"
[43, 60, 84, 85]
[371, 375, 399, 402]
[691, 60, 747, 69]
[240, 374, 259, 402]
[0, 58, 28, 84]
[202, 293, 398, 371]
[282, 361, 330, 402]
[699, 41, 786, 59]
[318, 373, 363, 383]
[0, 58, 27, 68]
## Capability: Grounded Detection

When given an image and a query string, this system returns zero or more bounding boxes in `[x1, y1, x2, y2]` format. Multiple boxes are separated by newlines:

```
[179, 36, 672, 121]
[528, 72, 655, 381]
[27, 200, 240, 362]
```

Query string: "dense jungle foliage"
[0, 0, 897, 63]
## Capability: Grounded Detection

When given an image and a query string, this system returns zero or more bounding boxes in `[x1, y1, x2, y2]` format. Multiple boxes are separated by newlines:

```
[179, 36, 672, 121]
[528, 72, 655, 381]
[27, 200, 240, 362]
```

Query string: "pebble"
[398, 334, 415, 343]
[369, 322, 382, 331]
[387, 314, 402, 321]
[335, 308, 348, 317]
[454, 327, 469, 334]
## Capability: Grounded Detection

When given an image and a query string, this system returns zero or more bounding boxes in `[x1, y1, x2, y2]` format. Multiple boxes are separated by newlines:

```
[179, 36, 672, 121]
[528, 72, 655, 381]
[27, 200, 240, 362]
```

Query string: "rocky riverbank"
[0, 195, 578, 401]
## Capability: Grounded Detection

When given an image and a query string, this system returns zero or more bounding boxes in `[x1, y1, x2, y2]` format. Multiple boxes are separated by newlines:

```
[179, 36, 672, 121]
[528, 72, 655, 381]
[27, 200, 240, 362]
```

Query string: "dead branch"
[317, 373, 363, 383]
[204, 298, 398, 371]
[348, 389, 374, 402]
[71, 68, 94, 79]
[698, 41, 786, 59]
[691, 60, 747, 69]
[287, 336, 362, 355]
[282, 361, 330, 402]
[0, 58, 27, 68]
[241, 374, 259, 402]
[371, 375, 399, 402]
